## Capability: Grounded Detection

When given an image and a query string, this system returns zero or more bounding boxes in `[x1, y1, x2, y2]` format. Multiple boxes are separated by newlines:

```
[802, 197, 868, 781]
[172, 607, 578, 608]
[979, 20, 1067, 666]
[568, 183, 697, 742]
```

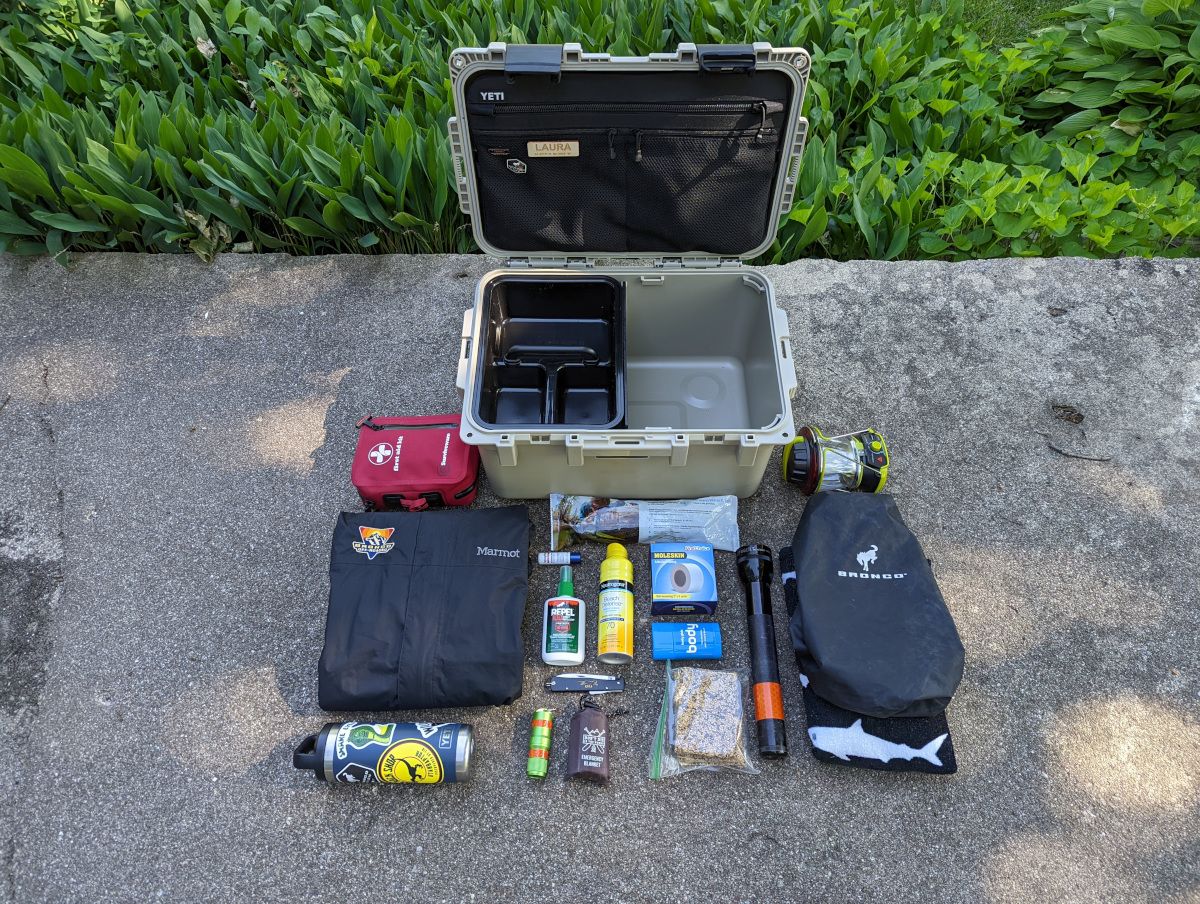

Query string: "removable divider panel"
[474, 275, 625, 429]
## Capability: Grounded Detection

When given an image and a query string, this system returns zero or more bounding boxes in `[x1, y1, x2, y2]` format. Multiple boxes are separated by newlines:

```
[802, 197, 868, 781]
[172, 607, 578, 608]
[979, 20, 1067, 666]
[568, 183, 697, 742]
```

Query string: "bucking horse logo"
[856, 545, 879, 572]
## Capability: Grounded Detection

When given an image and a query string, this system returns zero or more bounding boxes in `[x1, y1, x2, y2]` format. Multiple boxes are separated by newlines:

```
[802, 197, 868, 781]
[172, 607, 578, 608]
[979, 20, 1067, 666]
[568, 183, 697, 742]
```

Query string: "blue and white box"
[651, 622, 723, 660]
[650, 542, 718, 615]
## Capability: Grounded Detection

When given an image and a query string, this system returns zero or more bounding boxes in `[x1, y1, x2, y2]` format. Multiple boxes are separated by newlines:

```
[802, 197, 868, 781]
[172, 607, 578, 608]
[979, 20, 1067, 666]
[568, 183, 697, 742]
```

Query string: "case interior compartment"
[474, 275, 625, 428]
[622, 271, 784, 431]
[473, 270, 785, 435]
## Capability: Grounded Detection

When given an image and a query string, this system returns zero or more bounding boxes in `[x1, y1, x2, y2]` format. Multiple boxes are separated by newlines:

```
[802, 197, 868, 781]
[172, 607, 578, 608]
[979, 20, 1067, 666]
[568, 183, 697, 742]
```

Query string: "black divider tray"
[474, 275, 625, 429]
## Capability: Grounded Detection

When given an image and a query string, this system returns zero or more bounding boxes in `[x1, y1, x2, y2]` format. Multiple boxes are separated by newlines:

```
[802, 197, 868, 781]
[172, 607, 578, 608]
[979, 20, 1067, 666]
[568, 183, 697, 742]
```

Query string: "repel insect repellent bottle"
[597, 543, 634, 664]
[542, 566, 585, 666]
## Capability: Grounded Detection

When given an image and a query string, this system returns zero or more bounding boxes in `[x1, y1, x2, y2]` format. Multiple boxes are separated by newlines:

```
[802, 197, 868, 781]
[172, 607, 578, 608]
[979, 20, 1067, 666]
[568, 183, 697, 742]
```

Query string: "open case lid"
[448, 43, 810, 265]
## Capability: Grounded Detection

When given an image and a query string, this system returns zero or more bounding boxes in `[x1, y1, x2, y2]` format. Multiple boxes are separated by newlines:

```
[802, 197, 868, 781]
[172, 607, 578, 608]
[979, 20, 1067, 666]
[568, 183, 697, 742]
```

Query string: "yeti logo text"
[856, 545, 879, 571]
[477, 546, 519, 558]
[479, 91, 505, 101]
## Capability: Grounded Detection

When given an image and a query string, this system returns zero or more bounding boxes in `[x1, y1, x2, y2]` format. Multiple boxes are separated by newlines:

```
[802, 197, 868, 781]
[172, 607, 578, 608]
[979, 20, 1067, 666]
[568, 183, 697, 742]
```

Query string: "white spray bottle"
[542, 565, 585, 666]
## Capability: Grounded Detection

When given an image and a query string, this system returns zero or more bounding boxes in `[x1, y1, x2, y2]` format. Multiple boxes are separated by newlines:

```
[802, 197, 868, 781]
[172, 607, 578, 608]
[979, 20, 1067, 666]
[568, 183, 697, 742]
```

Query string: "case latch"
[505, 44, 563, 77]
[697, 45, 757, 73]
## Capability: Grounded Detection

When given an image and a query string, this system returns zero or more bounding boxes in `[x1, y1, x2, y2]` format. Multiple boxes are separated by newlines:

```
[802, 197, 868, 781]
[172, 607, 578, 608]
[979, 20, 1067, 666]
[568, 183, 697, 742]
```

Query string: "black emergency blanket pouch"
[318, 506, 529, 711]
[786, 493, 964, 719]
[781, 547, 958, 775]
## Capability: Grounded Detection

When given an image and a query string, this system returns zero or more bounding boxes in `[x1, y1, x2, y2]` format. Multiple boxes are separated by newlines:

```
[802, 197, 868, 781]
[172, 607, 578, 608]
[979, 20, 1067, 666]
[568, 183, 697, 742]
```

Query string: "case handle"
[456, 308, 475, 396]
[774, 307, 798, 399]
[697, 45, 757, 74]
[504, 44, 563, 77]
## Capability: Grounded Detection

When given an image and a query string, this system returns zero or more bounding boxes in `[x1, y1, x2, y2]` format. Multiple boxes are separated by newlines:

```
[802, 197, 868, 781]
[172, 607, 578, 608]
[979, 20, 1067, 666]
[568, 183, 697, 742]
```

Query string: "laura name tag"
[527, 140, 579, 158]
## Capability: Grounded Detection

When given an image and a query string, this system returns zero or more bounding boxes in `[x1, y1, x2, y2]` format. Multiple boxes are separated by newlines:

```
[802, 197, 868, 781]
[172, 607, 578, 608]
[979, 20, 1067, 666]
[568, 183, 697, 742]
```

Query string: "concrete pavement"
[0, 252, 1197, 903]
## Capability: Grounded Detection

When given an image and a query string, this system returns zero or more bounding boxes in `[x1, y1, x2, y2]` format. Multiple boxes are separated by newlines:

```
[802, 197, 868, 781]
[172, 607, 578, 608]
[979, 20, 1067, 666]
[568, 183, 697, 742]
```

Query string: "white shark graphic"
[808, 719, 947, 767]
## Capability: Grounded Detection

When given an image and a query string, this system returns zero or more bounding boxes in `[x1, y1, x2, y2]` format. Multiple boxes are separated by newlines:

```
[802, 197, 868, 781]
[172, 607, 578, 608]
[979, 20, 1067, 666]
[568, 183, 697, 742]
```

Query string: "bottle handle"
[292, 733, 321, 772]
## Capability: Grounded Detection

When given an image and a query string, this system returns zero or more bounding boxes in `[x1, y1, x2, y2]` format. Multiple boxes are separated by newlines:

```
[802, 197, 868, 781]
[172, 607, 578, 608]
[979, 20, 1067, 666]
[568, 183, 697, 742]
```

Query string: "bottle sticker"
[597, 582, 633, 656]
[545, 597, 580, 654]
[527, 140, 579, 157]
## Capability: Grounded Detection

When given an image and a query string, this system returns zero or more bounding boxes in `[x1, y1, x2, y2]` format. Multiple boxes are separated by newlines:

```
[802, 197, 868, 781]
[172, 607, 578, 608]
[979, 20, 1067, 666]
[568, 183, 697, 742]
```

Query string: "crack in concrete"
[37, 363, 65, 541]
[34, 363, 65, 549]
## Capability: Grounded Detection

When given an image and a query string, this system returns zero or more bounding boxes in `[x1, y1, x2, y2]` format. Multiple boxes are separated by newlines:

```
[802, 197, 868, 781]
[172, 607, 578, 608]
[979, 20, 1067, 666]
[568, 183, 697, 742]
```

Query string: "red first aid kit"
[352, 415, 480, 511]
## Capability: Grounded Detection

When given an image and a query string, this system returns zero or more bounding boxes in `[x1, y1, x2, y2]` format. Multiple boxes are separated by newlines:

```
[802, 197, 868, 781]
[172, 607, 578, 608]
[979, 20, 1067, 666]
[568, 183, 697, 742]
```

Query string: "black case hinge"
[697, 45, 757, 73]
[505, 44, 563, 77]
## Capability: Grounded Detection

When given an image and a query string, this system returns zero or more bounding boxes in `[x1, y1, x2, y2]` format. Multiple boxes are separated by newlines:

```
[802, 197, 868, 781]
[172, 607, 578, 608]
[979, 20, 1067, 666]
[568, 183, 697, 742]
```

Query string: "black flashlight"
[736, 543, 787, 758]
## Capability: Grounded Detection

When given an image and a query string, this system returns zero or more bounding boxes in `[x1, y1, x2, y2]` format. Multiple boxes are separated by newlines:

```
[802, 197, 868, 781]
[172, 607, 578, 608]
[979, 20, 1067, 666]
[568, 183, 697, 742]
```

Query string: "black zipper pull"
[608, 128, 616, 160]
[634, 130, 643, 162]
[356, 415, 381, 431]
[757, 102, 768, 139]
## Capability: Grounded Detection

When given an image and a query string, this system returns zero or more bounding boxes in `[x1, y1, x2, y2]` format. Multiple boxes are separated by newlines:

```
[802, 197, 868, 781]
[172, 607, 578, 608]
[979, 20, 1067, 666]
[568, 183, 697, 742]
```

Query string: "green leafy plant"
[767, 0, 1199, 260]
[0, 0, 1195, 261]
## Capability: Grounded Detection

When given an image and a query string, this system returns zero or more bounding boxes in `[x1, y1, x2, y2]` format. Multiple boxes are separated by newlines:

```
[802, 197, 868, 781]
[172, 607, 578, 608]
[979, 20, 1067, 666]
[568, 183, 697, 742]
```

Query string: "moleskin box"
[649, 543, 718, 615]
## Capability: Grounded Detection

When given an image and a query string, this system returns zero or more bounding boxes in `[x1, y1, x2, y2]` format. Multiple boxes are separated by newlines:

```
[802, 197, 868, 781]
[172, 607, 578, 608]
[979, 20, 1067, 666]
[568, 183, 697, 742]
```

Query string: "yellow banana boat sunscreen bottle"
[597, 543, 634, 664]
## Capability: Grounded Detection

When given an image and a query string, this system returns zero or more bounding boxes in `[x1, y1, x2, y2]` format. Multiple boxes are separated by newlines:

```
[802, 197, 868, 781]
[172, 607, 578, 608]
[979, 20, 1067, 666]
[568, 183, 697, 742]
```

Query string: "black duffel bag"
[318, 505, 529, 711]
[787, 493, 964, 719]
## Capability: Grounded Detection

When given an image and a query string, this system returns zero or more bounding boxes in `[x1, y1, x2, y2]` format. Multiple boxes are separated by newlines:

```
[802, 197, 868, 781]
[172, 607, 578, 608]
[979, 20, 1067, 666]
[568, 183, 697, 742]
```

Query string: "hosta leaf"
[1097, 24, 1165, 50]
[1049, 109, 1104, 138]
[1140, 0, 1175, 15]
[1069, 81, 1119, 108]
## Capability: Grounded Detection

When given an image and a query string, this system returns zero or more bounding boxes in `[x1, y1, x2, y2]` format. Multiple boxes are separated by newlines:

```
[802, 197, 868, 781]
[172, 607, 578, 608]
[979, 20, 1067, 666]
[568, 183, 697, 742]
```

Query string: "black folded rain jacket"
[318, 506, 529, 711]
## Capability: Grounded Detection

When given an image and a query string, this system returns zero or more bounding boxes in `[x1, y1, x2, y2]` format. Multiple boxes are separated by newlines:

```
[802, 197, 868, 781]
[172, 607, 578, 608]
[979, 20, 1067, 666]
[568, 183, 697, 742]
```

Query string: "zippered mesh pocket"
[625, 132, 778, 254]
[471, 129, 627, 252]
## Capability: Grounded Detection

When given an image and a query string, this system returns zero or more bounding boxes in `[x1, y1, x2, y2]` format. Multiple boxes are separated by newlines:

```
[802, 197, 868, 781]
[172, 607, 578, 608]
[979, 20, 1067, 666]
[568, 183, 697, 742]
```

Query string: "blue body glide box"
[650, 543, 718, 615]
[651, 622, 723, 660]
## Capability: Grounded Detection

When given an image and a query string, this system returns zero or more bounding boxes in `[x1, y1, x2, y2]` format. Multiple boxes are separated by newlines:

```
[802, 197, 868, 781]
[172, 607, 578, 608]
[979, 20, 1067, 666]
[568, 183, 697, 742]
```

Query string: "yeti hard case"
[448, 43, 810, 498]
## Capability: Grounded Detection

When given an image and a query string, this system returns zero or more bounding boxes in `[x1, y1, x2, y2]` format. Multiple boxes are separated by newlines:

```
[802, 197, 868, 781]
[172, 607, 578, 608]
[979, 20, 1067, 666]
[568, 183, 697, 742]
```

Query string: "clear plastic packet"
[549, 495, 740, 552]
[649, 663, 759, 779]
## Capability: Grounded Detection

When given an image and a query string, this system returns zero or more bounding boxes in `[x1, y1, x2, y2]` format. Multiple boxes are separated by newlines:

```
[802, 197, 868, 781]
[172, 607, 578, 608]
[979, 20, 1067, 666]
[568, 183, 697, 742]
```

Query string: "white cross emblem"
[368, 442, 393, 465]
